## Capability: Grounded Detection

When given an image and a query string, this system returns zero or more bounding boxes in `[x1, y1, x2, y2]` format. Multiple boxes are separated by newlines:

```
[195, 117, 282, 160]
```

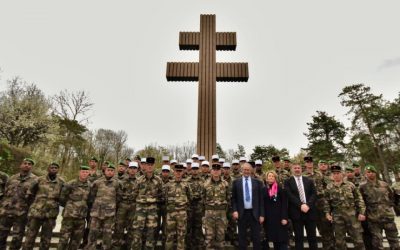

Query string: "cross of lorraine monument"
[166, 14, 249, 161]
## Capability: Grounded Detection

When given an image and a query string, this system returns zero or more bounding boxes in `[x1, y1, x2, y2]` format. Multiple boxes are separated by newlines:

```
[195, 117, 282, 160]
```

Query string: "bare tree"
[52, 90, 93, 124]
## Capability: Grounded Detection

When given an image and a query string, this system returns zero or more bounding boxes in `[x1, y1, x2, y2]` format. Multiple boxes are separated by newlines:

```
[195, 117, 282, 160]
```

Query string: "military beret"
[118, 161, 127, 166]
[23, 158, 35, 165]
[330, 165, 342, 172]
[125, 157, 131, 161]
[272, 156, 280, 162]
[282, 157, 291, 162]
[90, 156, 98, 162]
[50, 162, 60, 168]
[174, 164, 184, 170]
[365, 164, 377, 173]
[146, 157, 155, 164]
[248, 161, 256, 168]
[328, 160, 336, 165]
[345, 166, 354, 172]
[211, 163, 221, 170]
[303, 156, 313, 162]
[107, 163, 116, 169]
[318, 160, 327, 164]
[80, 165, 90, 170]
[352, 161, 360, 167]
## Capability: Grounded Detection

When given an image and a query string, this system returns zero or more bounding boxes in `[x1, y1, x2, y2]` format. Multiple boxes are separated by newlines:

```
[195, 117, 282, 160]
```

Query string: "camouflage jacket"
[119, 175, 137, 204]
[28, 175, 65, 218]
[324, 180, 366, 216]
[0, 172, 38, 217]
[60, 178, 91, 218]
[164, 179, 192, 211]
[134, 173, 163, 205]
[359, 179, 395, 221]
[303, 171, 326, 209]
[89, 177, 121, 219]
[88, 169, 103, 183]
[0, 171, 9, 200]
[202, 177, 230, 210]
[187, 175, 204, 201]
[232, 171, 242, 181]
[392, 182, 400, 216]
[200, 172, 211, 182]
[275, 168, 291, 188]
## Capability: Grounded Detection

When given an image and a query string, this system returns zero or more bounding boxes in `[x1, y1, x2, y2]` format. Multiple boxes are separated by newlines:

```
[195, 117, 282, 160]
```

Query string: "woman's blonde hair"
[264, 170, 278, 181]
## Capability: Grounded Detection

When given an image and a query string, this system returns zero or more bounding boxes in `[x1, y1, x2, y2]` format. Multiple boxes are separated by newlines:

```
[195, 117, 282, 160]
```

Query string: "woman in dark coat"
[263, 170, 289, 250]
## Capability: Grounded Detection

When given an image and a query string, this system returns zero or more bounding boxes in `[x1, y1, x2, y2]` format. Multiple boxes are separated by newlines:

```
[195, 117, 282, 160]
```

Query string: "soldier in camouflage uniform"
[359, 165, 400, 250]
[116, 161, 127, 180]
[0, 157, 8, 202]
[202, 163, 230, 250]
[164, 164, 192, 250]
[271, 156, 291, 188]
[324, 165, 366, 250]
[282, 157, 292, 172]
[353, 162, 365, 185]
[23, 162, 65, 250]
[112, 161, 139, 250]
[222, 162, 238, 247]
[131, 157, 163, 250]
[344, 166, 358, 186]
[304, 158, 334, 250]
[0, 158, 38, 250]
[86, 163, 120, 250]
[200, 161, 211, 181]
[58, 166, 91, 250]
[82, 156, 102, 248]
[392, 179, 400, 216]
[231, 160, 242, 180]
[156, 164, 172, 247]
[185, 162, 204, 250]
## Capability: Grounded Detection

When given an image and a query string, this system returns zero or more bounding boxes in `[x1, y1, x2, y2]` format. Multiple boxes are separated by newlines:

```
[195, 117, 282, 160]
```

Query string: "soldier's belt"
[205, 204, 227, 210]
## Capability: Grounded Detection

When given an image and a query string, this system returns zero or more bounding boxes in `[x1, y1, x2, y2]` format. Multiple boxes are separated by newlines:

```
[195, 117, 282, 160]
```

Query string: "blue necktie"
[245, 177, 250, 202]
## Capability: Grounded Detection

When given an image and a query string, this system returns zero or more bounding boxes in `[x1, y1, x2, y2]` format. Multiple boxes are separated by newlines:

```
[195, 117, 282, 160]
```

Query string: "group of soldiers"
[0, 153, 399, 250]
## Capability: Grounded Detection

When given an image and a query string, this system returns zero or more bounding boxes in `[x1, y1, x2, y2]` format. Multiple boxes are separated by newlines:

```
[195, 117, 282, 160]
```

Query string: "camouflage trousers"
[22, 217, 56, 250]
[86, 216, 114, 250]
[0, 214, 28, 250]
[131, 203, 158, 250]
[369, 218, 400, 250]
[112, 202, 136, 249]
[165, 209, 187, 250]
[203, 209, 227, 250]
[155, 203, 166, 247]
[186, 202, 204, 250]
[226, 210, 238, 246]
[315, 203, 334, 250]
[332, 212, 365, 250]
[58, 217, 86, 250]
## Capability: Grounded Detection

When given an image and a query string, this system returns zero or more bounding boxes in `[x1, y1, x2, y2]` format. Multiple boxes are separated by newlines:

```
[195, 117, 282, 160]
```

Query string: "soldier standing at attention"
[344, 166, 359, 186]
[305, 159, 334, 250]
[202, 163, 230, 250]
[156, 164, 172, 247]
[0, 158, 38, 250]
[185, 162, 204, 250]
[86, 163, 120, 250]
[0, 157, 9, 201]
[58, 166, 91, 250]
[113, 161, 139, 249]
[272, 156, 291, 187]
[231, 160, 242, 180]
[23, 162, 64, 250]
[200, 161, 210, 181]
[222, 162, 238, 247]
[116, 161, 127, 180]
[324, 165, 366, 250]
[359, 165, 400, 250]
[164, 164, 192, 250]
[131, 157, 163, 250]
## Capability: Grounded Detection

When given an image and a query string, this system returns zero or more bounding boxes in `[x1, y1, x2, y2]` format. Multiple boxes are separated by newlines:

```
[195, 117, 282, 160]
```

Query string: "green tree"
[304, 111, 346, 162]
[339, 84, 390, 182]
[250, 145, 289, 163]
[216, 143, 227, 159]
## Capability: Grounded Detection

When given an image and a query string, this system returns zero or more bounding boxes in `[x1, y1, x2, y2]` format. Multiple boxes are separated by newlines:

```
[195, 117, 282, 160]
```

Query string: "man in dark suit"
[284, 163, 318, 250]
[231, 163, 265, 250]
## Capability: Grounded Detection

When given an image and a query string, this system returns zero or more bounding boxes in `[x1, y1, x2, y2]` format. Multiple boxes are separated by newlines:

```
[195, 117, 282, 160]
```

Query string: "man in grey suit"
[231, 163, 265, 250]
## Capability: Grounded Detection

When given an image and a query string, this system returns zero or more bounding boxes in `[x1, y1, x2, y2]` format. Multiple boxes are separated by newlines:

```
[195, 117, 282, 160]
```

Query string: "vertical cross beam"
[166, 14, 249, 161]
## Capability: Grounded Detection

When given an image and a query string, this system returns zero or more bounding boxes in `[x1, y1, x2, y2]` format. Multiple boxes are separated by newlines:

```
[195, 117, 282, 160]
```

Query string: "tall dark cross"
[166, 14, 249, 161]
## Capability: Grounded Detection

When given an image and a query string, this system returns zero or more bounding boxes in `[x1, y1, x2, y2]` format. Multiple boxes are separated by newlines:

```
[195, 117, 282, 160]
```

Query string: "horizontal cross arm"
[179, 32, 237, 51]
[166, 62, 199, 81]
[216, 62, 249, 82]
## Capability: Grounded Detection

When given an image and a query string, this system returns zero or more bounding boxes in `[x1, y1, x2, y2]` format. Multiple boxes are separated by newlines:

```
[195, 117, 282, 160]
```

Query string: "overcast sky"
[1, 0, 399, 157]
